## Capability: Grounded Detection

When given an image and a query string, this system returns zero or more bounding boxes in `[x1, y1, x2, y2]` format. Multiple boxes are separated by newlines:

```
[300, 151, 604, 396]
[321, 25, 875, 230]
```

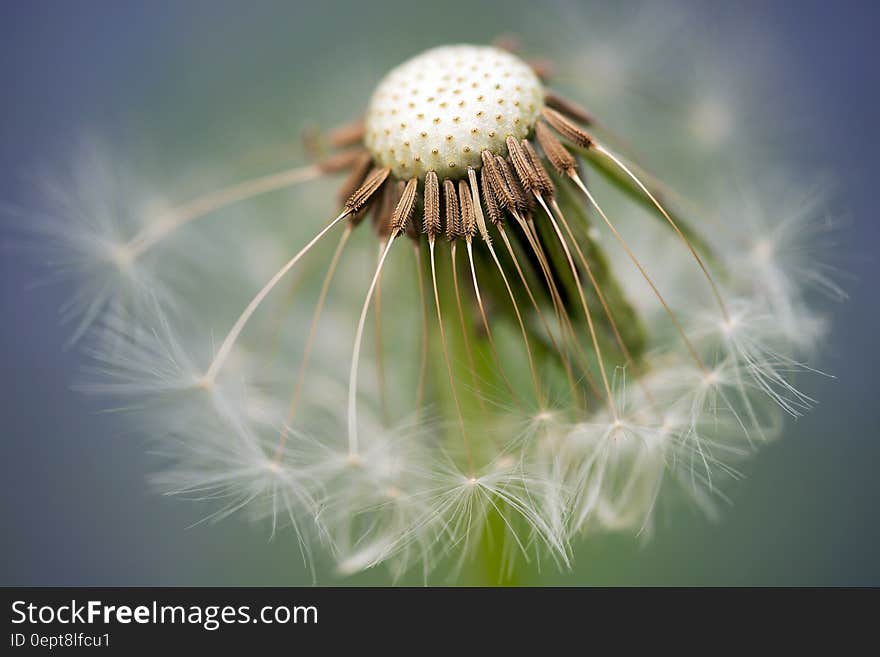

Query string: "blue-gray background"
[1, 0, 877, 585]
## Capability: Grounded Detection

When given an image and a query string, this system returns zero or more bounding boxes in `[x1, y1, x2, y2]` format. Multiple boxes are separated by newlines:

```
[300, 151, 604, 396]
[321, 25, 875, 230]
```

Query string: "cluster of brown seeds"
[314, 99, 597, 246]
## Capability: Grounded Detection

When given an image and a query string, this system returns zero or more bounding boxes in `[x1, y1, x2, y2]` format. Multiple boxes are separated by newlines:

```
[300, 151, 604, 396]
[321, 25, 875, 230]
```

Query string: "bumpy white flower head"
[365, 45, 543, 180]
[25, 6, 837, 583]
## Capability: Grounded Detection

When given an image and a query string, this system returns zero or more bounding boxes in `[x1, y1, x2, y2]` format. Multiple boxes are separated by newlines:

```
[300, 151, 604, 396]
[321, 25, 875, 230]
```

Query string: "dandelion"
[31, 34, 835, 583]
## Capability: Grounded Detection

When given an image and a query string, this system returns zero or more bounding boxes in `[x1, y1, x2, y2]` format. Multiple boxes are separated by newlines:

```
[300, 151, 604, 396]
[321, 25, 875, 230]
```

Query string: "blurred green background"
[1, 0, 878, 585]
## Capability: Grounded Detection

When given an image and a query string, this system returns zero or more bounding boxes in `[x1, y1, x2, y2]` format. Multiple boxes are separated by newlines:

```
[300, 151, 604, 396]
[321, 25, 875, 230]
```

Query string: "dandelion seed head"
[30, 13, 841, 579]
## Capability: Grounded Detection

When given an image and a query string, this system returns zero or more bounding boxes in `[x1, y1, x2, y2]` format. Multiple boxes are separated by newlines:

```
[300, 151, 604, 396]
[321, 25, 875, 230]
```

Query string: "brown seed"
[387, 180, 405, 233]
[423, 171, 441, 238]
[480, 168, 504, 225]
[391, 177, 419, 237]
[496, 156, 532, 213]
[317, 148, 369, 174]
[527, 57, 554, 81]
[535, 121, 577, 175]
[328, 117, 366, 148]
[506, 136, 537, 194]
[522, 139, 555, 197]
[443, 179, 460, 241]
[458, 179, 476, 239]
[541, 107, 594, 149]
[336, 152, 373, 206]
[467, 167, 491, 242]
[344, 167, 391, 214]
[544, 91, 595, 126]
[481, 150, 515, 211]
